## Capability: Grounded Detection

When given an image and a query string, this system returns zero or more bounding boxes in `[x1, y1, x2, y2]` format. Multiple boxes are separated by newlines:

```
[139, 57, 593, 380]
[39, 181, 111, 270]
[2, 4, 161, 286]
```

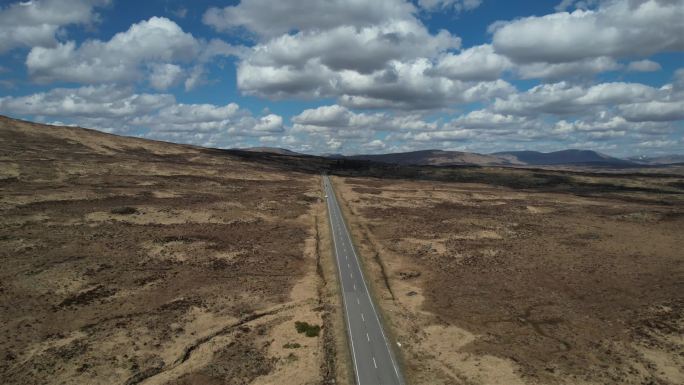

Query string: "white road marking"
[324, 175, 404, 385]
[357, 298, 360, 305]
[337, 197, 404, 383]
[361, 313, 365, 322]
[324, 180, 362, 385]
[350, 272, 353, 279]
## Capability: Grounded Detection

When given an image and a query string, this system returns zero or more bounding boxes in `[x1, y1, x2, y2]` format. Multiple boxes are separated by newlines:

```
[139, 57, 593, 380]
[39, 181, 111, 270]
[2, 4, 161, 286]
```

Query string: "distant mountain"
[493, 149, 635, 166]
[345, 149, 518, 166]
[628, 155, 684, 165]
[321, 153, 345, 159]
[243, 147, 303, 156]
[243, 147, 661, 168]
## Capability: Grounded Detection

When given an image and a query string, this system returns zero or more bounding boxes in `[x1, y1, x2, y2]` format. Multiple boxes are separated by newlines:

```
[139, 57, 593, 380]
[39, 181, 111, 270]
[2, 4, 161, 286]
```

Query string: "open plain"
[331, 170, 684, 385]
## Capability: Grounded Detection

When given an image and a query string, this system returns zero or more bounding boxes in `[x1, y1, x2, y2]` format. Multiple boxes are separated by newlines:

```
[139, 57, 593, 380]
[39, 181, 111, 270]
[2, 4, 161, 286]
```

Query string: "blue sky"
[0, 0, 682, 156]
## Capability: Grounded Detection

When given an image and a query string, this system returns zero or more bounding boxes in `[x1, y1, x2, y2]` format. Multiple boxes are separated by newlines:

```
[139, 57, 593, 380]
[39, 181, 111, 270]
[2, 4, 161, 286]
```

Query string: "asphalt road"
[323, 175, 404, 385]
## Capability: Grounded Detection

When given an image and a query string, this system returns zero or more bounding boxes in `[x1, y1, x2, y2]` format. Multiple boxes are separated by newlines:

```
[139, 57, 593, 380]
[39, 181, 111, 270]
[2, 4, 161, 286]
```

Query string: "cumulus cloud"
[516, 56, 621, 80]
[432, 44, 511, 81]
[493, 81, 661, 116]
[3, 0, 682, 156]
[418, 0, 483, 12]
[26, 17, 199, 86]
[492, 0, 684, 64]
[242, 51, 514, 110]
[243, 20, 458, 74]
[203, 0, 416, 38]
[0, 84, 174, 119]
[210, 0, 536, 111]
[554, 0, 599, 12]
[619, 101, 684, 122]
[0, 0, 109, 53]
[627, 59, 662, 72]
[0, 85, 283, 144]
[235, 17, 484, 110]
[149, 63, 184, 90]
[292, 104, 439, 137]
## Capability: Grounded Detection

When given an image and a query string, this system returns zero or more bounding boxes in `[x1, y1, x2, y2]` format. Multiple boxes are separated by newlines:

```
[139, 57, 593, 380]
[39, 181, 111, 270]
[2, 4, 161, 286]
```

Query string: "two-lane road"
[323, 175, 404, 385]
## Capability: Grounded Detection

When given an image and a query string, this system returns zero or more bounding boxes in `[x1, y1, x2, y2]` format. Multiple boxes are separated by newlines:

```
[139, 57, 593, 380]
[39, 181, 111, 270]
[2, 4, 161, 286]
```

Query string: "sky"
[0, 0, 682, 157]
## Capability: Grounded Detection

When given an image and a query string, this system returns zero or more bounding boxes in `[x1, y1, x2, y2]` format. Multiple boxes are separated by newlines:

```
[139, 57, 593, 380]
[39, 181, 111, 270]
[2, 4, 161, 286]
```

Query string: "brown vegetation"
[332, 170, 684, 385]
[0, 116, 344, 385]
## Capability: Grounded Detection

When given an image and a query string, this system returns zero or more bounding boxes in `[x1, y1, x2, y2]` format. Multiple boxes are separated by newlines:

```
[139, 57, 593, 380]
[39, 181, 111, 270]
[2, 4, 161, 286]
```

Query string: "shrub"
[110, 206, 137, 215]
[294, 321, 321, 337]
[283, 342, 301, 349]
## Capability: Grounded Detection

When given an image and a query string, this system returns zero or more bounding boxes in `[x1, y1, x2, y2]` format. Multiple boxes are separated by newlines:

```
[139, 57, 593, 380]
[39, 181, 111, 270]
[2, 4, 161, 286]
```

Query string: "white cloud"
[0, 0, 109, 53]
[627, 59, 662, 72]
[243, 20, 458, 74]
[292, 104, 439, 137]
[0, 85, 283, 144]
[362, 139, 388, 151]
[493, 81, 661, 116]
[203, 0, 416, 38]
[149, 63, 184, 90]
[492, 0, 684, 64]
[432, 44, 511, 81]
[292, 105, 356, 128]
[516, 56, 621, 80]
[619, 101, 684, 122]
[183, 66, 205, 91]
[26, 17, 200, 86]
[418, 0, 483, 12]
[0, 84, 174, 119]
[236, 18, 480, 110]
[554, 0, 598, 12]
[254, 114, 284, 132]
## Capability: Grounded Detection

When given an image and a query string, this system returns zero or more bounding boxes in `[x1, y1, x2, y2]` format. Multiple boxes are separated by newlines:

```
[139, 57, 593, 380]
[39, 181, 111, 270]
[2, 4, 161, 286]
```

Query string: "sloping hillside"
[347, 149, 516, 166]
[243, 147, 305, 156]
[495, 149, 635, 166]
[0, 116, 344, 385]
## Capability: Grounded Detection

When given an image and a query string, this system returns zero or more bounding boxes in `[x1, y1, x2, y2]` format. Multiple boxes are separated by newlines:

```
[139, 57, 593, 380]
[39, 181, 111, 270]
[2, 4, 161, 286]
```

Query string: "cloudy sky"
[0, 0, 682, 156]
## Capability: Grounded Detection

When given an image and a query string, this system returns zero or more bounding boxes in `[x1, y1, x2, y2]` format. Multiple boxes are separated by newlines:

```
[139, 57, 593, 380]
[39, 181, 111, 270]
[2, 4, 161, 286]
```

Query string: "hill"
[494, 149, 636, 166]
[0, 115, 340, 385]
[243, 146, 304, 156]
[345, 149, 517, 166]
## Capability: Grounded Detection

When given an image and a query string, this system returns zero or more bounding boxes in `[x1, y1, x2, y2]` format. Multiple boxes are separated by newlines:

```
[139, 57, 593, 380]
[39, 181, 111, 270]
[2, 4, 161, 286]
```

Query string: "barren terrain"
[332, 170, 684, 385]
[3, 114, 683, 385]
[0, 116, 347, 385]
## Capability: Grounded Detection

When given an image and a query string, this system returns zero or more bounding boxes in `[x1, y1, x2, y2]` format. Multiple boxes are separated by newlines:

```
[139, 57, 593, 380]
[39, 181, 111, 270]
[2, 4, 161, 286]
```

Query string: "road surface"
[323, 175, 404, 385]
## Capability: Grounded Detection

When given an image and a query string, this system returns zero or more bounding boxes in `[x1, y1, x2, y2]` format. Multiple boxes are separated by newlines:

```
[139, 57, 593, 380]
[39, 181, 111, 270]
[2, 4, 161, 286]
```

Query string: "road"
[323, 175, 404, 385]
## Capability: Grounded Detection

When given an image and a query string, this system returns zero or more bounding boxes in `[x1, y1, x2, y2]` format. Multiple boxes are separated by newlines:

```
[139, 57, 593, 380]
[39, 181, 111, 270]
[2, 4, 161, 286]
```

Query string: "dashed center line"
[366, 333, 370, 342]
[373, 357, 378, 369]
[361, 313, 365, 322]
